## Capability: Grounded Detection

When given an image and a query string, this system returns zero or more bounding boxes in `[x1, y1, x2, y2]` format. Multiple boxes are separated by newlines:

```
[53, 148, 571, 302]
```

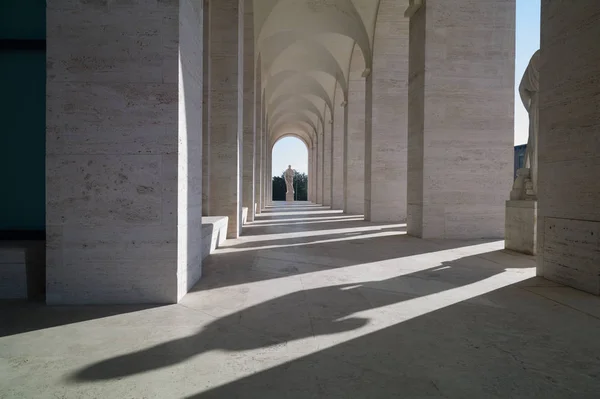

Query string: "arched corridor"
[3, 203, 600, 397]
[3, 0, 600, 396]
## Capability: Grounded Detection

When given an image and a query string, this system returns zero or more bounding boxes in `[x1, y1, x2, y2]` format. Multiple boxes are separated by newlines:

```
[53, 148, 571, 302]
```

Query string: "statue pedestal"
[505, 200, 537, 255]
[286, 193, 294, 202]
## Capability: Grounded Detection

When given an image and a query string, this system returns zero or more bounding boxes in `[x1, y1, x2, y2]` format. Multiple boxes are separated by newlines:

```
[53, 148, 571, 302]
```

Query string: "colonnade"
[44, 0, 600, 304]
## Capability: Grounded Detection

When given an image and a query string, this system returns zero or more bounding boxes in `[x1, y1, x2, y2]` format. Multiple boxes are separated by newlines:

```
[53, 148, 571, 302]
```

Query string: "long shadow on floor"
[69, 251, 523, 383]
[197, 228, 500, 292]
[184, 276, 600, 398]
[254, 208, 341, 221]
[242, 217, 376, 237]
[229, 224, 404, 249]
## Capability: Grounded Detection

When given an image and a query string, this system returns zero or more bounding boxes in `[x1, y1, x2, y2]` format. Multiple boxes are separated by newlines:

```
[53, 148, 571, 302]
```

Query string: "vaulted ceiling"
[253, 0, 390, 147]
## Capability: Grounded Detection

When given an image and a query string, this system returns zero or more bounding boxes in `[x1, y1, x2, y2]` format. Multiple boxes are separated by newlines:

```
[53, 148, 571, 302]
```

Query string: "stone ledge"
[201, 216, 228, 261]
[505, 200, 537, 255]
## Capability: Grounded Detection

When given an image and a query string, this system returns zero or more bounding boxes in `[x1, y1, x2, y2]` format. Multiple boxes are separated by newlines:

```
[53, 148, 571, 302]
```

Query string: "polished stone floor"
[2, 203, 600, 398]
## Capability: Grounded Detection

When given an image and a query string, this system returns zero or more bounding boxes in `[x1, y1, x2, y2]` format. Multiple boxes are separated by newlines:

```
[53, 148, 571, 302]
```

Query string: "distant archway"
[271, 136, 309, 201]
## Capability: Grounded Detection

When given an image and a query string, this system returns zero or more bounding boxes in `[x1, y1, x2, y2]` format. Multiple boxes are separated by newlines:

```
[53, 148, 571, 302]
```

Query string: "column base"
[286, 193, 294, 202]
[505, 200, 537, 255]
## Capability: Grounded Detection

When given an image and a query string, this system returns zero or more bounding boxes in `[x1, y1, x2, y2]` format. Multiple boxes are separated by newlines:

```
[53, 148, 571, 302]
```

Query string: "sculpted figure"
[511, 49, 540, 200]
[284, 165, 295, 195]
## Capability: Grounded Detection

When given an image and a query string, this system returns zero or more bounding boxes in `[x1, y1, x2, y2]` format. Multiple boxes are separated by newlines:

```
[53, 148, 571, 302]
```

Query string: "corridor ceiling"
[254, 0, 402, 147]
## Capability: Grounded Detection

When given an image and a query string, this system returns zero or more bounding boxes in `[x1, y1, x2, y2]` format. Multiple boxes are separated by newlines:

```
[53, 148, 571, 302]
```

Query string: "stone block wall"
[331, 84, 345, 210]
[345, 44, 366, 215]
[366, 0, 409, 222]
[208, 0, 244, 238]
[46, 0, 203, 304]
[242, 0, 256, 222]
[407, 0, 515, 239]
[538, 0, 600, 294]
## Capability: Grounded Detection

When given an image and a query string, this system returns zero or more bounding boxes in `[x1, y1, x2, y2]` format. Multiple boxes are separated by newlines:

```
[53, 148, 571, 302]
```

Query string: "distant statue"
[511, 49, 540, 201]
[284, 165, 295, 195]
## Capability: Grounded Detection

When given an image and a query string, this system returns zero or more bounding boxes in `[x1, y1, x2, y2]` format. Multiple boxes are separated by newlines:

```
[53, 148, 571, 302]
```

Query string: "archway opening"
[271, 136, 308, 201]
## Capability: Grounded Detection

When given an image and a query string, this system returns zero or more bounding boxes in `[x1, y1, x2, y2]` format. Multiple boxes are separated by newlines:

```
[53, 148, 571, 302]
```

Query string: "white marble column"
[46, 0, 203, 304]
[323, 109, 332, 206]
[308, 147, 313, 203]
[261, 119, 268, 209]
[202, 0, 210, 216]
[208, 0, 244, 238]
[537, 0, 600, 295]
[255, 85, 263, 214]
[315, 131, 323, 204]
[331, 86, 345, 209]
[406, 0, 515, 239]
[365, 1, 409, 222]
[310, 145, 316, 203]
[333, 99, 348, 210]
[268, 151, 273, 204]
[345, 46, 366, 215]
[318, 129, 325, 204]
[242, 1, 255, 223]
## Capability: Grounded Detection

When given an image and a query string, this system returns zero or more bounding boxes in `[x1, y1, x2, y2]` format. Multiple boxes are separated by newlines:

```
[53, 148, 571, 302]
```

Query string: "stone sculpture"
[511, 49, 540, 201]
[284, 165, 295, 202]
[505, 49, 540, 255]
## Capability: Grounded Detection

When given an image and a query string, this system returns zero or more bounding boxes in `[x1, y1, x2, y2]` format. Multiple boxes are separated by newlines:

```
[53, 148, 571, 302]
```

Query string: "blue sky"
[272, 0, 540, 176]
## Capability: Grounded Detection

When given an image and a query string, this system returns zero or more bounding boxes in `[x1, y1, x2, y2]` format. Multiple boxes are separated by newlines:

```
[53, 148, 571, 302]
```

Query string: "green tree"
[272, 176, 286, 200]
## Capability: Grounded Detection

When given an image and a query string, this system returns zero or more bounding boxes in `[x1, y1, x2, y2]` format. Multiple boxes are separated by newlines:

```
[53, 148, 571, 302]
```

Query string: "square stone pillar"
[505, 200, 537, 255]
[46, 0, 204, 304]
[202, 0, 210, 216]
[242, 1, 255, 223]
[314, 144, 318, 204]
[323, 109, 333, 206]
[267, 152, 273, 206]
[308, 148, 313, 202]
[208, 0, 244, 238]
[407, 0, 515, 239]
[316, 130, 324, 204]
[365, 3, 409, 222]
[537, 1, 600, 295]
[332, 87, 345, 210]
[345, 47, 366, 215]
[254, 74, 263, 214]
[261, 119, 268, 209]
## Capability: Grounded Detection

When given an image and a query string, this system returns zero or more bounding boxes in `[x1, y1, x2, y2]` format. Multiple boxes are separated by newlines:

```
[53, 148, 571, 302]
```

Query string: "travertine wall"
[537, 1, 600, 294]
[242, 1, 255, 222]
[345, 45, 366, 215]
[365, 1, 409, 222]
[309, 146, 316, 202]
[323, 108, 332, 206]
[254, 75, 263, 213]
[407, 0, 515, 239]
[331, 85, 345, 209]
[202, 0, 210, 216]
[308, 147, 313, 202]
[267, 151, 272, 203]
[254, 80, 263, 214]
[208, 0, 243, 238]
[317, 131, 323, 204]
[46, 0, 203, 304]
[262, 117, 268, 207]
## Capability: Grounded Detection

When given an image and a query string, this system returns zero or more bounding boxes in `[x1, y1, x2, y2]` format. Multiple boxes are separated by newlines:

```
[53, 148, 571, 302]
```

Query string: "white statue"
[511, 49, 540, 201]
[284, 165, 295, 195]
